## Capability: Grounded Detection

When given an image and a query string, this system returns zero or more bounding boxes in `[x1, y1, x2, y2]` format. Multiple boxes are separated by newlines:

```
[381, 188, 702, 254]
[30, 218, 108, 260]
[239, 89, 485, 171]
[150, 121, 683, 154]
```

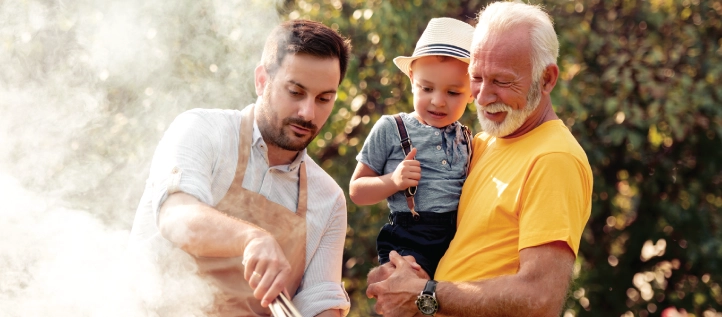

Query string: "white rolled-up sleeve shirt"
[129, 106, 350, 316]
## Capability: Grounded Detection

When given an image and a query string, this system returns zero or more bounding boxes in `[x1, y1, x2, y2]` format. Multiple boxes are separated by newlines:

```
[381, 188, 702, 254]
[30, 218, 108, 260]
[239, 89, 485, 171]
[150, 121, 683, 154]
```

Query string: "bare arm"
[349, 148, 419, 205]
[436, 241, 574, 317]
[158, 192, 291, 307]
[158, 192, 263, 257]
[367, 242, 575, 317]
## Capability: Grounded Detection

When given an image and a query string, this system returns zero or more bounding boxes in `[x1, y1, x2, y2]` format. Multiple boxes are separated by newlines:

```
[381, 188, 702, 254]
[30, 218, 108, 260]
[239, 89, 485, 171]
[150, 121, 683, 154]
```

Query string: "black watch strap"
[423, 280, 438, 295]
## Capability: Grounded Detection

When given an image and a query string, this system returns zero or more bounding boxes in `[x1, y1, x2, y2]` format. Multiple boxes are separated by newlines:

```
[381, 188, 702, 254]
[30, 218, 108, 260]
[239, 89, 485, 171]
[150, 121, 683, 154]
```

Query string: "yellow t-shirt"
[435, 119, 592, 282]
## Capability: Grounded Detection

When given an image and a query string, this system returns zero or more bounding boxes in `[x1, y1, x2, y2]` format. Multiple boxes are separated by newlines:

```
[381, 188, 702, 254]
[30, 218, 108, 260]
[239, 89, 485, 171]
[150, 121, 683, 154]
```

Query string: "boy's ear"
[408, 70, 416, 93]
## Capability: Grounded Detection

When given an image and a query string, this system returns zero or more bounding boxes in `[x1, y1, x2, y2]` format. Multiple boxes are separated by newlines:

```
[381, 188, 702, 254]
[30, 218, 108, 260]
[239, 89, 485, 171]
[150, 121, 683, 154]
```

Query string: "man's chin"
[479, 119, 507, 138]
[277, 141, 311, 152]
[479, 108, 533, 138]
[278, 135, 314, 152]
[269, 127, 313, 151]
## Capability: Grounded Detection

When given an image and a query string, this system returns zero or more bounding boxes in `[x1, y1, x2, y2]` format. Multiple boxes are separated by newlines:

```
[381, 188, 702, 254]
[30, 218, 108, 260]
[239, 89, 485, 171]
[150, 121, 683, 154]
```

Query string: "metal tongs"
[269, 293, 302, 317]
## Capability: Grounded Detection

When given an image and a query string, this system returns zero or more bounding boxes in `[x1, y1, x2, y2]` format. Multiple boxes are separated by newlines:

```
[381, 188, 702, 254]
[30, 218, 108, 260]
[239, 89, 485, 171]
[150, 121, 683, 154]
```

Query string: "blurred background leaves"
[283, 0, 722, 316]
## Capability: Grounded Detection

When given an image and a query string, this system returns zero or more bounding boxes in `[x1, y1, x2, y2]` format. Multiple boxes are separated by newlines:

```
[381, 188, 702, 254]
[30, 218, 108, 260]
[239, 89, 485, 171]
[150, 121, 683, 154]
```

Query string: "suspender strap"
[460, 124, 473, 177]
[394, 115, 413, 157]
[392, 114, 419, 218]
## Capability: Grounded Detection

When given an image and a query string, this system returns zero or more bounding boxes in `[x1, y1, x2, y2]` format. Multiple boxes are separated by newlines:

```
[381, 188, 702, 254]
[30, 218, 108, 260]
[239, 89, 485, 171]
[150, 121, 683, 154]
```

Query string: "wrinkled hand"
[391, 148, 420, 191]
[242, 230, 291, 307]
[368, 256, 429, 286]
[366, 251, 429, 316]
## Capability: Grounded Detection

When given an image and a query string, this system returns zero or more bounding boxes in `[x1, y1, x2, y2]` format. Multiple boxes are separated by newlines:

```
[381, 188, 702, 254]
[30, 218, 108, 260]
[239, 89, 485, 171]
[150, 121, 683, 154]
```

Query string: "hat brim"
[393, 55, 471, 79]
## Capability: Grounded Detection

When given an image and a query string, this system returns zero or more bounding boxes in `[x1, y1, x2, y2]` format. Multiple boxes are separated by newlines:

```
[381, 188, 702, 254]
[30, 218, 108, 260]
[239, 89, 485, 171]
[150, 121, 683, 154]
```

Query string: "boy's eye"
[289, 90, 303, 96]
[422, 86, 433, 92]
[448, 91, 461, 96]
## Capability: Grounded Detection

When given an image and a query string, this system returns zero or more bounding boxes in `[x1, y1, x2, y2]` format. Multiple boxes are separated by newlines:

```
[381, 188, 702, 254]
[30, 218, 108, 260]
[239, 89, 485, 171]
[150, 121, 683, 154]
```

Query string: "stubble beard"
[476, 80, 542, 138]
[257, 85, 320, 152]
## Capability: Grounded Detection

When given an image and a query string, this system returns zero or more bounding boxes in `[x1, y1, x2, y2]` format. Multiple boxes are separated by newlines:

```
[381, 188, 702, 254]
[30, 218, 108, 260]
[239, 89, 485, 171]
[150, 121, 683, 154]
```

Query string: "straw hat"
[393, 17, 475, 78]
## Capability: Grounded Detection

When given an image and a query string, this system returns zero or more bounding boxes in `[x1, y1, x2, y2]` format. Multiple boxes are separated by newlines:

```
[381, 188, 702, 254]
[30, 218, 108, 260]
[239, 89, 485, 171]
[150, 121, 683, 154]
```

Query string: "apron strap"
[296, 162, 307, 217]
[240, 105, 308, 218]
[232, 105, 254, 182]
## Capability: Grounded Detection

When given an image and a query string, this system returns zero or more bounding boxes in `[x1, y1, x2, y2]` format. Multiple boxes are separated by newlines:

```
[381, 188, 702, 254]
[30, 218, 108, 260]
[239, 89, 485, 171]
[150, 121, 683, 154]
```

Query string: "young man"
[129, 20, 351, 317]
[366, 2, 593, 316]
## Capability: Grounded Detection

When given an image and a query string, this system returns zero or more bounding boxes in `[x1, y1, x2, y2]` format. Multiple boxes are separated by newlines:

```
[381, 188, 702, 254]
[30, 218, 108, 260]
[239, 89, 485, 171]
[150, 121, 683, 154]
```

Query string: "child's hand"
[391, 148, 421, 191]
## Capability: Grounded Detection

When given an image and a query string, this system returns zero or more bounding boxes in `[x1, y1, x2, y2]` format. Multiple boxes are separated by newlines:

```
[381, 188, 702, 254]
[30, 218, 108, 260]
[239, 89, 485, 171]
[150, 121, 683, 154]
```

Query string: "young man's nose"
[297, 98, 315, 121]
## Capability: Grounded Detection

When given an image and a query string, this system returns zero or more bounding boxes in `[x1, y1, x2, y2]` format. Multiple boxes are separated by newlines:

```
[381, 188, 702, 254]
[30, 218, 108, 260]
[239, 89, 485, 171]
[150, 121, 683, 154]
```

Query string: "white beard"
[476, 80, 542, 138]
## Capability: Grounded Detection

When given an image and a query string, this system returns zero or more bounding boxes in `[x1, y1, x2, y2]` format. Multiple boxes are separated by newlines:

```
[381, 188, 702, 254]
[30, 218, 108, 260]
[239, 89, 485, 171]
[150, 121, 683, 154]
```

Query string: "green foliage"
[553, 0, 722, 316]
[287, 0, 722, 316]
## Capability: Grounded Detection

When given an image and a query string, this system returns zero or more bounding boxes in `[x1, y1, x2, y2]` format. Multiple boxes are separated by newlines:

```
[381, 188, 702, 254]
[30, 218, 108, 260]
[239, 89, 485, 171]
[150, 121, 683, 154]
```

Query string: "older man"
[366, 2, 593, 317]
[129, 20, 351, 317]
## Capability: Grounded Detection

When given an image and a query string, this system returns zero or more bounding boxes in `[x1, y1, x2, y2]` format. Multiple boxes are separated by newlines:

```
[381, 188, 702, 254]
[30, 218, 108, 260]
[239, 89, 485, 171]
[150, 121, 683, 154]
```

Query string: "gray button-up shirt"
[356, 112, 471, 213]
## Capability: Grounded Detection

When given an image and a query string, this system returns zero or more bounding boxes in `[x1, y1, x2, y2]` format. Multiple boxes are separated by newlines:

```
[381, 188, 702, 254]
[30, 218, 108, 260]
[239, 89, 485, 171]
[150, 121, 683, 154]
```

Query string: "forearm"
[158, 192, 264, 257]
[436, 261, 572, 316]
[349, 173, 400, 205]
[368, 244, 575, 317]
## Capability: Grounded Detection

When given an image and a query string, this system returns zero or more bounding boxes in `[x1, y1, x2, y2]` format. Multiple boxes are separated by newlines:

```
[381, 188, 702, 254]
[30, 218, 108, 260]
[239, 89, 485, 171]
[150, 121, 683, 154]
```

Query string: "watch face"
[416, 294, 439, 315]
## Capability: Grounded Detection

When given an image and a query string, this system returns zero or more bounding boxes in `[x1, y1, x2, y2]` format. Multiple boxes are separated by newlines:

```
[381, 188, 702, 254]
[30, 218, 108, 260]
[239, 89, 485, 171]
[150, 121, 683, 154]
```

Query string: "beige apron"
[195, 106, 307, 317]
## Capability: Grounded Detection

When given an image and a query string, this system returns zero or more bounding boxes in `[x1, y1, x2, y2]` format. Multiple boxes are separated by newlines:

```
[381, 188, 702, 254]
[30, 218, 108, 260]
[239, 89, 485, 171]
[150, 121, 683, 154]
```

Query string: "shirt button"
[435, 131, 440, 136]
[436, 145, 441, 150]
[442, 160, 447, 165]
[171, 167, 180, 174]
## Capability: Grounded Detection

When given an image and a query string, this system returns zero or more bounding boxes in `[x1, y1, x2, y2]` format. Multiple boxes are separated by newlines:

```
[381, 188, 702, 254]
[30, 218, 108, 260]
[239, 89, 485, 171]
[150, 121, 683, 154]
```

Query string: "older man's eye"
[495, 80, 511, 86]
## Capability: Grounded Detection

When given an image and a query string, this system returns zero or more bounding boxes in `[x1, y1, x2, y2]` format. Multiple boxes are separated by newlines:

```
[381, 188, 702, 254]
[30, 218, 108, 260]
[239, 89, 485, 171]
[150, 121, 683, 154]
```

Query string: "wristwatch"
[416, 280, 439, 316]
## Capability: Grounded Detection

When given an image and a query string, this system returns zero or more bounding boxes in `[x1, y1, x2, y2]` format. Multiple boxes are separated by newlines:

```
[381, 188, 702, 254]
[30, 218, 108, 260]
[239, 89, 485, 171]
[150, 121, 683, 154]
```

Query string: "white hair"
[474, 1, 559, 80]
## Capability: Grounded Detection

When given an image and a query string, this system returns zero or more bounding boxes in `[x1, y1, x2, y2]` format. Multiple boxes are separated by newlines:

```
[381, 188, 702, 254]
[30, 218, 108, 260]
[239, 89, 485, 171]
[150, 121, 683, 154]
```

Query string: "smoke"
[0, 0, 281, 315]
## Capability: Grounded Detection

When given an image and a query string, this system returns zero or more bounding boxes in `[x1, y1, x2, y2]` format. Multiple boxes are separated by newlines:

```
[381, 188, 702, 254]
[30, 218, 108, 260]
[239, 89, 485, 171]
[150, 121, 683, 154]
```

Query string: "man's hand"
[366, 251, 428, 316]
[368, 255, 429, 286]
[391, 148, 420, 191]
[242, 230, 292, 308]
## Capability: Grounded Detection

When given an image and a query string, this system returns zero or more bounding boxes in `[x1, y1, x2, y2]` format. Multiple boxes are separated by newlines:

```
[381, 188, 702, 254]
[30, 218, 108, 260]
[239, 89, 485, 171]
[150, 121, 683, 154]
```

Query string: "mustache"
[477, 101, 513, 113]
[283, 117, 317, 131]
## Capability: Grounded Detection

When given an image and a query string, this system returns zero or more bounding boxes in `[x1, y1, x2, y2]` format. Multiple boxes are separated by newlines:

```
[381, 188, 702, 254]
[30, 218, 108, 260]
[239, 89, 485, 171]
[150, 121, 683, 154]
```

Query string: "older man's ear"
[541, 64, 559, 95]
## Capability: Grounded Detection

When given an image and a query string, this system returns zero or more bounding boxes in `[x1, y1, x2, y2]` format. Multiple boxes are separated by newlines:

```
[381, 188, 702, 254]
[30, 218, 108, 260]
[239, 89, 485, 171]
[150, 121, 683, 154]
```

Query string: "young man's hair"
[261, 19, 352, 84]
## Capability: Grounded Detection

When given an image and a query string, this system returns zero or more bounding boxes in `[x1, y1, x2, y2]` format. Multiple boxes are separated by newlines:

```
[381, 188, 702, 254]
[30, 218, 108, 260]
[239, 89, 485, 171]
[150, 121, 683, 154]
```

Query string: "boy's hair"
[260, 20, 352, 84]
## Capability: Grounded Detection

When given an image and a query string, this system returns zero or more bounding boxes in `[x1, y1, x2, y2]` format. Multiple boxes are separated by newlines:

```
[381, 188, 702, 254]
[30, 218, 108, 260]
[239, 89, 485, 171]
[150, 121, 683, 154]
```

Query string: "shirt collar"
[252, 118, 306, 172]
